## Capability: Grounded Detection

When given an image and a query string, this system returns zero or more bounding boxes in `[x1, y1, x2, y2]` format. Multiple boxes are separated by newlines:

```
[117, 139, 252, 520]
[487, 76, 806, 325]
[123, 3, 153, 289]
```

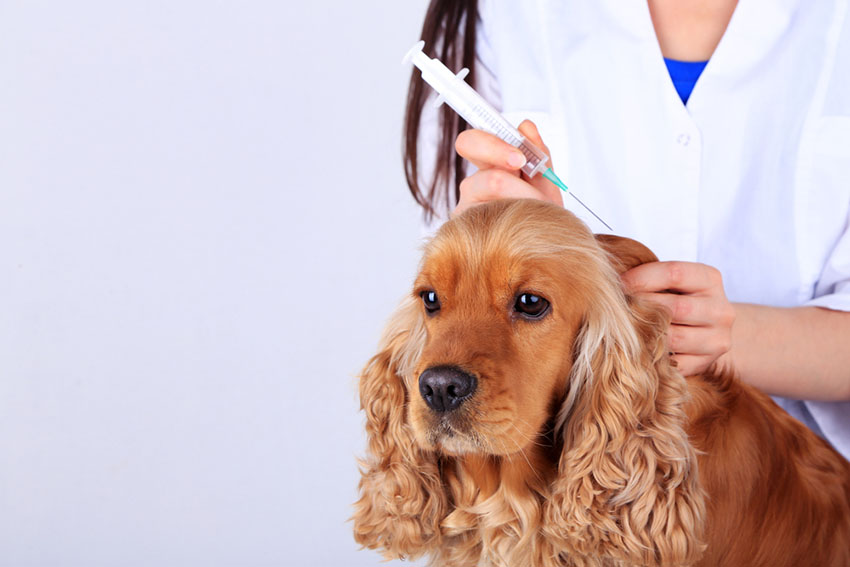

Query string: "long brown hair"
[403, 0, 478, 220]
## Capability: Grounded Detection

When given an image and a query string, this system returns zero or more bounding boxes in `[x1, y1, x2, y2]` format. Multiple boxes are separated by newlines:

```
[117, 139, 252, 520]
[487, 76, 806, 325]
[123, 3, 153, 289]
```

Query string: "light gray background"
[0, 1, 430, 565]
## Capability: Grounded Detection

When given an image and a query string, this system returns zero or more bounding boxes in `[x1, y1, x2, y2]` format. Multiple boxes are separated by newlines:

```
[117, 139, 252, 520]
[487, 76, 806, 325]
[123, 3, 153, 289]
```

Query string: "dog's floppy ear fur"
[352, 296, 447, 560]
[543, 233, 706, 566]
[595, 233, 659, 274]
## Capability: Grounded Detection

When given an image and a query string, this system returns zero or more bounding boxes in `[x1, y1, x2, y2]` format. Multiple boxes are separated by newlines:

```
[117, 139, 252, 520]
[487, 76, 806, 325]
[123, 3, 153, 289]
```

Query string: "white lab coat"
[418, 0, 850, 458]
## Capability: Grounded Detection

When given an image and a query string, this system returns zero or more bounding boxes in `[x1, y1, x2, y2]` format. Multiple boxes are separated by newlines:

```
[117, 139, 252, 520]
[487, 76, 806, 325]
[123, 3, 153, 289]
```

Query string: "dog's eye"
[514, 293, 550, 318]
[420, 290, 441, 314]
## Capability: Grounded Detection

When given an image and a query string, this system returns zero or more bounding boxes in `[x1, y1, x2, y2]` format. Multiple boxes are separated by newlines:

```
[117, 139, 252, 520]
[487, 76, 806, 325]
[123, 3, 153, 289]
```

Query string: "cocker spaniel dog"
[352, 199, 850, 567]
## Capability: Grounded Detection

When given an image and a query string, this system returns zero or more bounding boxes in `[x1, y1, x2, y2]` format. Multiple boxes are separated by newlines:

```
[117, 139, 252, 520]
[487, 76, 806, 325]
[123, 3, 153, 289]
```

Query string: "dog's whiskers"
[507, 423, 544, 484]
[509, 416, 550, 449]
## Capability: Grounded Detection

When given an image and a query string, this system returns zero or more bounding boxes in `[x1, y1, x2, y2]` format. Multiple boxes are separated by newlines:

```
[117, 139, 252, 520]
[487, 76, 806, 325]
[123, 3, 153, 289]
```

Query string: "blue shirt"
[663, 58, 709, 104]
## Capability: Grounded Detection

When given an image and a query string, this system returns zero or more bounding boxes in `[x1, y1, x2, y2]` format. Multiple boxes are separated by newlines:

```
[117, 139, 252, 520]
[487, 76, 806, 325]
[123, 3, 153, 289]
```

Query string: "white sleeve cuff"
[805, 281, 850, 312]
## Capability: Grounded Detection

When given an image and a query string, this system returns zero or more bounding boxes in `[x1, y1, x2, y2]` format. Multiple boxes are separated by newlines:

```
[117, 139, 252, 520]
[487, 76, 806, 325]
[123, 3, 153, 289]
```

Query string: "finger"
[517, 120, 552, 159]
[634, 292, 721, 326]
[666, 324, 731, 357]
[453, 169, 546, 217]
[622, 261, 723, 295]
[669, 354, 714, 377]
[456, 129, 527, 172]
[516, 120, 563, 204]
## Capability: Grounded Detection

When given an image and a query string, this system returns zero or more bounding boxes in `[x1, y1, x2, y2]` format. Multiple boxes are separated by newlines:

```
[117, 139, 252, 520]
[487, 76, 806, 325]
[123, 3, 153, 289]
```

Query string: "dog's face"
[405, 201, 609, 456]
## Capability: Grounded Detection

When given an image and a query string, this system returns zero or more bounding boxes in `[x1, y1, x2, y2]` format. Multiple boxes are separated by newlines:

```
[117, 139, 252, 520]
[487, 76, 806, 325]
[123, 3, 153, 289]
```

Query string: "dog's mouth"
[424, 413, 481, 454]
[423, 409, 544, 457]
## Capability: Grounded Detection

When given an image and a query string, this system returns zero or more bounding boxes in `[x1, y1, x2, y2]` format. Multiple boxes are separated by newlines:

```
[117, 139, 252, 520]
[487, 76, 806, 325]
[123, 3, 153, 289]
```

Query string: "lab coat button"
[677, 133, 691, 146]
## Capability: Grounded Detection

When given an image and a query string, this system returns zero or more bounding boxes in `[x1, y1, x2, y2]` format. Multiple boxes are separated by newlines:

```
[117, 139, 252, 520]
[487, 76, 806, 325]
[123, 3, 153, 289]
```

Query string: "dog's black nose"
[418, 366, 477, 413]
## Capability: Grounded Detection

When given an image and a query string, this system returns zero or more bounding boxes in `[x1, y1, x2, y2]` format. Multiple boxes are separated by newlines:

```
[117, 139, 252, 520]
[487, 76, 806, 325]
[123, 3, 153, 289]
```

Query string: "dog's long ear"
[352, 296, 447, 560]
[543, 240, 706, 566]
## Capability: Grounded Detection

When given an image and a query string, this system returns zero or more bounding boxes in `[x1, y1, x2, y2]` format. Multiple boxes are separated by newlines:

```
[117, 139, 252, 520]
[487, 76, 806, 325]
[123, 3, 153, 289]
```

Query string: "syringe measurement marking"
[517, 144, 542, 166]
[471, 102, 522, 146]
[470, 102, 546, 170]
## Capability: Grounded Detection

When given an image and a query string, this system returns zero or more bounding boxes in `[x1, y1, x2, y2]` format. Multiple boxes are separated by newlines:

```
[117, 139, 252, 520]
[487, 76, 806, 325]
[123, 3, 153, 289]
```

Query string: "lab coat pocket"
[806, 116, 850, 219]
[811, 116, 850, 160]
[797, 116, 850, 302]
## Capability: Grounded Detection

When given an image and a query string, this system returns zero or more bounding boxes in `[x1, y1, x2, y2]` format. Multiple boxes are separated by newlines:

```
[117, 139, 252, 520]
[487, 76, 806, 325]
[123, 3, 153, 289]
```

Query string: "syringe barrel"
[406, 43, 550, 179]
[515, 139, 551, 179]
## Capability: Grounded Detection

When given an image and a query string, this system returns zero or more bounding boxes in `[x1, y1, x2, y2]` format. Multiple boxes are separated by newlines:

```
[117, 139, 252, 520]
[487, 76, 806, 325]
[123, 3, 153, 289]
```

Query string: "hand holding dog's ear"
[453, 120, 564, 217]
[619, 256, 736, 378]
[597, 234, 735, 377]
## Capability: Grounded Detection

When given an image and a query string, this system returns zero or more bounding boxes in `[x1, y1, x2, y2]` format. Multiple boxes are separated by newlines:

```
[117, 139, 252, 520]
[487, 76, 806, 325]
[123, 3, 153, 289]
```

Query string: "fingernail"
[507, 152, 526, 168]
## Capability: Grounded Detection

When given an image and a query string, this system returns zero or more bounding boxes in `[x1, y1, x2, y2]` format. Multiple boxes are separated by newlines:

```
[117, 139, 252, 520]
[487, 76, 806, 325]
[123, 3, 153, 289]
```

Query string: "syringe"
[403, 41, 611, 231]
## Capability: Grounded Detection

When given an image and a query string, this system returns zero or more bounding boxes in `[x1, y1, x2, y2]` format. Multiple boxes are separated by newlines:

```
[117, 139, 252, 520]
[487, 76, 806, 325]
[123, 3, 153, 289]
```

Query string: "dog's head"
[354, 199, 704, 566]
[408, 199, 624, 456]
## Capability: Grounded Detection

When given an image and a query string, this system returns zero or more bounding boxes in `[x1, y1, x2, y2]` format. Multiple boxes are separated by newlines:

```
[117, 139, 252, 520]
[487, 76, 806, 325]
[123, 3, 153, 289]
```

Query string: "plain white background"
[0, 1, 430, 565]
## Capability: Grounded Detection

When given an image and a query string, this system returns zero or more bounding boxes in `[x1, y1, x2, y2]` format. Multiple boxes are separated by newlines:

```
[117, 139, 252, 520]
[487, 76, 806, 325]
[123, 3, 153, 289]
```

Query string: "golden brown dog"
[352, 199, 850, 567]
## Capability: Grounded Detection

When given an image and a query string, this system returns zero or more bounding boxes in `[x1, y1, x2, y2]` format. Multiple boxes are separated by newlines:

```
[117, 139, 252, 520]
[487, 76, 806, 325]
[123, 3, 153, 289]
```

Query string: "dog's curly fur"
[352, 199, 850, 567]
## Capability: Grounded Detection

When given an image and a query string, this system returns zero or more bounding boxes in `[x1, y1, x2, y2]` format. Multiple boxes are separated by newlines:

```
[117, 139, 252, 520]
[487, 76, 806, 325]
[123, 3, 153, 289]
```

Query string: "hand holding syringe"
[454, 118, 565, 216]
[403, 41, 611, 230]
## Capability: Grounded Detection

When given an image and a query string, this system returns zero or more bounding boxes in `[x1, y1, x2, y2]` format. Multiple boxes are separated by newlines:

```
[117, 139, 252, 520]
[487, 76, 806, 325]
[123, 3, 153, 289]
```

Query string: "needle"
[542, 168, 613, 231]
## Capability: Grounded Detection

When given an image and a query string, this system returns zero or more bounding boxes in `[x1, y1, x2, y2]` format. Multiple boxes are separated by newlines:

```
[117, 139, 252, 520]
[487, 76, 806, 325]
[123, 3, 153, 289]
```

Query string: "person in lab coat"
[403, 0, 850, 459]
